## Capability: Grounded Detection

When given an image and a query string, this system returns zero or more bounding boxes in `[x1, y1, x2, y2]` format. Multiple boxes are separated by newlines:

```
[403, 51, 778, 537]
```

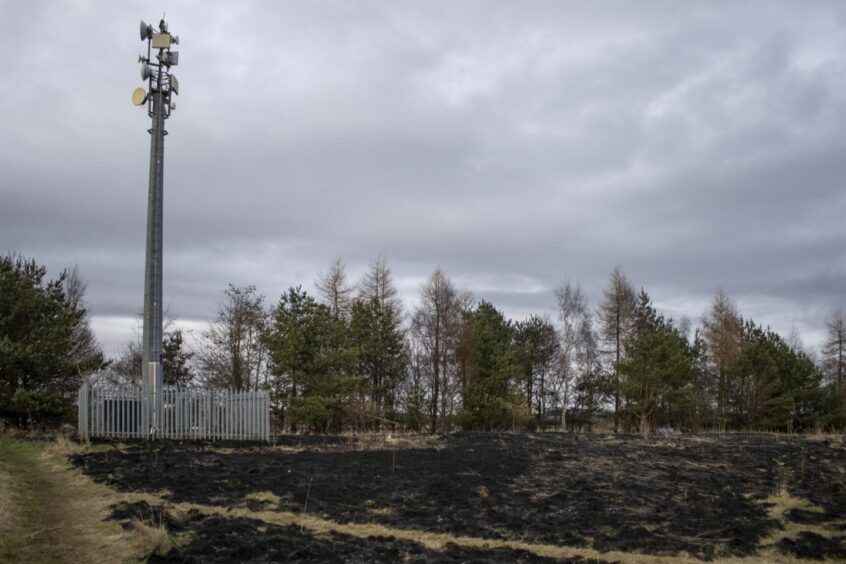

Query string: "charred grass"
[70, 432, 846, 562]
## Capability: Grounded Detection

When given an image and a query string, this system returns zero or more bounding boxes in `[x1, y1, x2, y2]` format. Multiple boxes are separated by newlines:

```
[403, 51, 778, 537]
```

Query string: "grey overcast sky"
[1, 1, 844, 356]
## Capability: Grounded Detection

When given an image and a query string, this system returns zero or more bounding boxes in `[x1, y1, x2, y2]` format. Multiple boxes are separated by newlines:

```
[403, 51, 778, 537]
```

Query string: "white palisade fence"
[78, 381, 270, 442]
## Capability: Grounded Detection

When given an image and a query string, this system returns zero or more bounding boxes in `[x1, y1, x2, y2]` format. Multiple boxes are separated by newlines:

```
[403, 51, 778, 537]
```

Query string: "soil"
[73, 433, 846, 561]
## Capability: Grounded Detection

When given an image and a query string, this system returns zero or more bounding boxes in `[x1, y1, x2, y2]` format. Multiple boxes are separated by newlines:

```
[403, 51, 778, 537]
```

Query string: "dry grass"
[474, 485, 490, 498]
[803, 431, 846, 442]
[268, 445, 306, 454]
[345, 433, 443, 451]
[367, 506, 394, 516]
[644, 440, 687, 449]
[159, 497, 828, 564]
[131, 515, 175, 556]
[756, 490, 844, 545]
[265, 433, 444, 455]
[0, 465, 16, 541]
[51, 435, 86, 456]
[747, 486, 846, 563]
[0, 436, 169, 562]
[245, 490, 282, 504]
[763, 490, 824, 520]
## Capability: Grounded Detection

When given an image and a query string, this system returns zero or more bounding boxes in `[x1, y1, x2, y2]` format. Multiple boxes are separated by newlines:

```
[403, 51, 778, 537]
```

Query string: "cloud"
[1, 1, 844, 355]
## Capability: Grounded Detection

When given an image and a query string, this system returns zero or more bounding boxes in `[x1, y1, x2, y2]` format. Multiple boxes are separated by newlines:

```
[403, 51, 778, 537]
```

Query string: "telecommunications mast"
[134, 18, 180, 433]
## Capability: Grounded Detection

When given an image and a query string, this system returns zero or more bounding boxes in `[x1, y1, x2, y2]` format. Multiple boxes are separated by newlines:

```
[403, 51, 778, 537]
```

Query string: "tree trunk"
[431, 328, 440, 434]
[639, 411, 650, 438]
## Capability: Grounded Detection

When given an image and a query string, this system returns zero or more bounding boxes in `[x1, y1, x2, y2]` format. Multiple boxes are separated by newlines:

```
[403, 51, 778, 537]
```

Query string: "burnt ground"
[110, 500, 596, 563]
[73, 433, 846, 561]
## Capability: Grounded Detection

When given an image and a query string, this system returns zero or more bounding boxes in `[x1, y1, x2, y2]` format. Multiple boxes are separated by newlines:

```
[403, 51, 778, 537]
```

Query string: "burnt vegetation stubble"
[110, 499, 583, 563]
[74, 433, 846, 560]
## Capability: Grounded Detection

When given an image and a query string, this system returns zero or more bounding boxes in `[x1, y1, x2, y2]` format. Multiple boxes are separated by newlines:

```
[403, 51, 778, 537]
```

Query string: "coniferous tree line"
[2, 251, 845, 432]
[0, 255, 105, 427]
[156, 258, 844, 434]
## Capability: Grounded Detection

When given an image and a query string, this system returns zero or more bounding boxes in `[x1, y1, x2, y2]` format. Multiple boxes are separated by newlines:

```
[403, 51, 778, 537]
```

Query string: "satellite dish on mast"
[132, 87, 147, 106]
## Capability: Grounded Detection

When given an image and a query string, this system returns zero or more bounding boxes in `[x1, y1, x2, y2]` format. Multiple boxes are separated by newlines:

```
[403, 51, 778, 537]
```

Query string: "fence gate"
[78, 381, 270, 441]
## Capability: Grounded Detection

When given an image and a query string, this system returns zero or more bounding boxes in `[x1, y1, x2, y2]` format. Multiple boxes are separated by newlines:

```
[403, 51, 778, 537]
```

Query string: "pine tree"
[689, 329, 713, 429]
[349, 296, 407, 425]
[265, 286, 354, 432]
[730, 324, 792, 429]
[619, 290, 694, 435]
[162, 330, 194, 386]
[0, 254, 102, 426]
[514, 315, 559, 422]
[459, 301, 519, 430]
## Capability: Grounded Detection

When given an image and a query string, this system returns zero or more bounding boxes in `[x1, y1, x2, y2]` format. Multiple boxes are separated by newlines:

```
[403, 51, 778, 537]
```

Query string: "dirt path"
[0, 437, 150, 563]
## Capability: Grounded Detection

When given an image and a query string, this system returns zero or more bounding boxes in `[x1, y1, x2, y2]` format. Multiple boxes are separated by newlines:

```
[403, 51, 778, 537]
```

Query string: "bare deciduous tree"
[822, 310, 846, 397]
[112, 312, 191, 387]
[702, 289, 743, 429]
[197, 284, 269, 391]
[555, 281, 587, 425]
[575, 312, 603, 432]
[113, 331, 143, 385]
[316, 257, 354, 319]
[64, 265, 104, 373]
[411, 268, 460, 433]
[598, 266, 636, 432]
[359, 256, 402, 314]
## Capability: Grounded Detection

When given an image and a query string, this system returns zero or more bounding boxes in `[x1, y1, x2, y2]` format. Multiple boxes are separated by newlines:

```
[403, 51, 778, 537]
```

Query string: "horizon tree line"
[2, 251, 844, 432]
[118, 257, 846, 434]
